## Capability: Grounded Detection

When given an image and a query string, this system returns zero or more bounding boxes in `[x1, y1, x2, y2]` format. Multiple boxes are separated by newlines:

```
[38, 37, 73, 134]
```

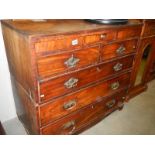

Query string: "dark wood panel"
[0, 122, 5, 135]
[1, 24, 38, 102]
[40, 90, 126, 135]
[39, 55, 134, 102]
[39, 72, 130, 125]
[10, 76, 39, 134]
[142, 21, 155, 37]
[101, 39, 138, 60]
[37, 46, 100, 78]
[126, 36, 155, 100]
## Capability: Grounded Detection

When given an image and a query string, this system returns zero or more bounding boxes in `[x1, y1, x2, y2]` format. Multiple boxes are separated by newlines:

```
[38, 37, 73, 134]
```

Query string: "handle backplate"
[64, 55, 80, 68]
[113, 63, 123, 71]
[64, 77, 78, 89]
[116, 45, 126, 55]
[63, 100, 77, 110]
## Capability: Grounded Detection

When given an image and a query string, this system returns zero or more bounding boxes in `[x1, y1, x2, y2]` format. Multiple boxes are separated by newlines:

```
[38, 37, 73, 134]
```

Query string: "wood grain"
[39, 55, 134, 102]
[101, 39, 138, 60]
[39, 72, 130, 126]
[40, 90, 126, 135]
[1, 19, 142, 134]
[37, 46, 100, 78]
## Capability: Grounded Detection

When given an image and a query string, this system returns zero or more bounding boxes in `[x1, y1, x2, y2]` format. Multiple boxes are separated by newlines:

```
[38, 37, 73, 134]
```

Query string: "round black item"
[85, 19, 128, 25]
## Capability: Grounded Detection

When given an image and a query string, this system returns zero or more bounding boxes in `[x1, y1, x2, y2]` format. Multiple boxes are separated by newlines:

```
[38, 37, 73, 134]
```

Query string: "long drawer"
[40, 90, 126, 135]
[39, 72, 130, 125]
[37, 46, 100, 78]
[101, 39, 138, 61]
[39, 55, 134, 102]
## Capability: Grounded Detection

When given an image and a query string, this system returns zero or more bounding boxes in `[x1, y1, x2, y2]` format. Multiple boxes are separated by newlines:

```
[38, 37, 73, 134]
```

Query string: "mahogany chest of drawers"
[1, 20, 142, 134]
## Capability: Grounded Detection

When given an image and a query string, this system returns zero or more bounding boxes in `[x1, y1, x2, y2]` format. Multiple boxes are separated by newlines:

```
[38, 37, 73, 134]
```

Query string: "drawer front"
[101, 39, 137, 60]
[37, 46, 100, 78]
[117, 26, 141, 40]
[40, 55, 134, 102]
[40, 90, 126, 135]
[84, 31, 116, 45]
[39, 72, 130, 125]
[35, 36, 83, 54]
[142, 22, 155, 37]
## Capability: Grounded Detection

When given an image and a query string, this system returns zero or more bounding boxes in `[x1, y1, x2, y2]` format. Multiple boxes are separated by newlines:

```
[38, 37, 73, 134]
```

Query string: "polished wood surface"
[142, 20, 155, 37]
[2, 20, 141, 36]
[39, 57, 133, 102]
[117, 27, 141, 40]
[10, 76, 39, 134]
[1, 19, 142, 134]
[37, 46, 100, 78]
[41, 90, 126, 135]
[1, 24, 38, 102]
[101, 39, 138, 60]
[39, 72, 130, 125]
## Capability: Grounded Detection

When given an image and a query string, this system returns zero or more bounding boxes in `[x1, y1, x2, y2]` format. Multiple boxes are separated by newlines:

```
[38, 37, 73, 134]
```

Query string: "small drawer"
[35, 36, 83, 54]
[37, 46, 100, 78]
[39, 55, 134, 102]
[142, 21, 155, 37]
[117, 26, 141, 40]
[39, 72, 130, 126]
[101, 39, 137, 60]
[84, 31, 116, 45]
[40, 90, 126, 135]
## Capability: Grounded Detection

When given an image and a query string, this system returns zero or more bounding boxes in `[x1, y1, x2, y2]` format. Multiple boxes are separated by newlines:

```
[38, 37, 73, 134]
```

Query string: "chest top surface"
[1, 19, 142, 36]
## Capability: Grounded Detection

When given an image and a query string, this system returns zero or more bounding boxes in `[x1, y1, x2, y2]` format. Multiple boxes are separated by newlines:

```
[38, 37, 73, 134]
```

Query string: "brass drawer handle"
[64, 77, 78, 89]
[111, 82, 120, 90]
[62, 120, 76, 134]
[116, 45, 126, 55]
[113, 63, 123, 71]
[63, 100, 77, 110]
[64, 54, 80, 68]
[106, 99, 116, 108]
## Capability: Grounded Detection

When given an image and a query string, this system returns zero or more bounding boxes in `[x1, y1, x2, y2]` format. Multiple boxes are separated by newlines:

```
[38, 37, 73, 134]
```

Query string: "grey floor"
[3, 80, 155, 135]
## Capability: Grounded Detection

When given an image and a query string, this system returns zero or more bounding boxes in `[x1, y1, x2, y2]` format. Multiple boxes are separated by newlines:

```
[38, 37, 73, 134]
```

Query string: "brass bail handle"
[113, 63, 123, 71]
[106, 99, 116, 108]
[116, 45, 126, 55]
[64, 54, 80, 68]
[111, 82, 120, 90]
[63, 100, 77, 110]
[62, 120, 76, 134]
[64, 77, 79, 89]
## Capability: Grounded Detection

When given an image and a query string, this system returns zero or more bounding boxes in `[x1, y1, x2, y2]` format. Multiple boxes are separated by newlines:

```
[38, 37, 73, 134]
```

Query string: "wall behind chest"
[0, 22, 16, 123]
